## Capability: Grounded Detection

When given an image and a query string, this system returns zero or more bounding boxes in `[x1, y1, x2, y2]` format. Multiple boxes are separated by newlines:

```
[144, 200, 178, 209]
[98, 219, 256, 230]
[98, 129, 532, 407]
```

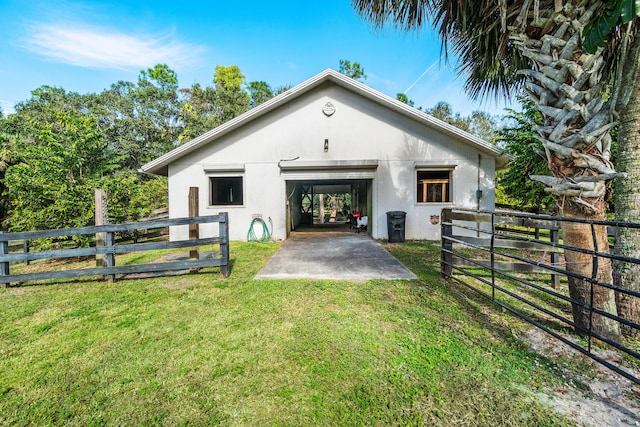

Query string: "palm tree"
[353, 0, 630, 341]
[599, 6, 640, 338]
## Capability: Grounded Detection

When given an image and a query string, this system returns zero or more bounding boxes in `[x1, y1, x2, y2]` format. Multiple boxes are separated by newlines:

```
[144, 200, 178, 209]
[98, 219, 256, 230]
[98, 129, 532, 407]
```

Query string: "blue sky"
[0, 0, 511, 116]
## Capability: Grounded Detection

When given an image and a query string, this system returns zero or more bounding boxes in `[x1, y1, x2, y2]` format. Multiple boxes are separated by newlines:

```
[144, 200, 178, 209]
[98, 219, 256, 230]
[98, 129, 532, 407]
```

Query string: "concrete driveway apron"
[255, 231, 418, 281]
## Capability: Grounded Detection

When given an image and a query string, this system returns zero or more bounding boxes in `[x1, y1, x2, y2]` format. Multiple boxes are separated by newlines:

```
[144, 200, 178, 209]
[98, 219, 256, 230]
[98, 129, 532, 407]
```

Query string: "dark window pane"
[211, 177, 243, 205]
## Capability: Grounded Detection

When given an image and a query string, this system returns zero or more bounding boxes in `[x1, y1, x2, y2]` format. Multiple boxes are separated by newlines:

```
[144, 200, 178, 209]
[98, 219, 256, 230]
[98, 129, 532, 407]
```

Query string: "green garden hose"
[247, 217, 272, 242]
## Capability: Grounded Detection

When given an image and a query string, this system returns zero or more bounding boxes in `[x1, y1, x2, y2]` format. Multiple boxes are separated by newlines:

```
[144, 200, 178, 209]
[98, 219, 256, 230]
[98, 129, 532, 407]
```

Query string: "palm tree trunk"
[613, 33, 640, 338]
[516, 2, 622, 342]
[561, 202, 621, 342]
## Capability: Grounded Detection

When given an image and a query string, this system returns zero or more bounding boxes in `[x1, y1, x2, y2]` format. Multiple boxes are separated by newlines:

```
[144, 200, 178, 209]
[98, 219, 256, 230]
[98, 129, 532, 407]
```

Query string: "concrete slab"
[255, 231, 418, 281]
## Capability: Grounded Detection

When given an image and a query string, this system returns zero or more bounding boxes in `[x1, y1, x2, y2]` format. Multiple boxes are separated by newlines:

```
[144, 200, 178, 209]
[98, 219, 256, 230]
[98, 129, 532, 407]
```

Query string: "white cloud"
[0, 99, 15, 115]
[22, 22, 205, 70]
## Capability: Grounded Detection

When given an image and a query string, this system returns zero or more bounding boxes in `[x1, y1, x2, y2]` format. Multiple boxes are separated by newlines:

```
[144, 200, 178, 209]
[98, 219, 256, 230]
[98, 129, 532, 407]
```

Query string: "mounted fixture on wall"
[322, 102, 336, 116]
[324, 139, 329, 152]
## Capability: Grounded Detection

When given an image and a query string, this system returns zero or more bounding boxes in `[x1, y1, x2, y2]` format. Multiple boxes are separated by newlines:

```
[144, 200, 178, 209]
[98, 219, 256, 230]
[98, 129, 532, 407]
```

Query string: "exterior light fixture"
[324, 139, 329, 152]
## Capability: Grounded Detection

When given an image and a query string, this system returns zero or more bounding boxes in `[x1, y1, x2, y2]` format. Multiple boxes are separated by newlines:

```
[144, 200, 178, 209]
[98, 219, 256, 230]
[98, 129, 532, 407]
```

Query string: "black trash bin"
[386, 211, 407, 243]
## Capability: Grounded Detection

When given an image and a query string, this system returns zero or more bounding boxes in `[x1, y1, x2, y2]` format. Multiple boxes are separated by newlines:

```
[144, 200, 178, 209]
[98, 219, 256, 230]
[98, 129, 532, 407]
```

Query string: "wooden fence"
[440, 207, 640, 386]
[0, 213, 229, 287]
[6, 207, 171, 255]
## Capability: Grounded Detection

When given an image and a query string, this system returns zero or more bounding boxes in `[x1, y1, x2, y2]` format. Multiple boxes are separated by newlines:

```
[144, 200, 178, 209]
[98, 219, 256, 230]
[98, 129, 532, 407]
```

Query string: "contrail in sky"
[404, 60, 439, 94]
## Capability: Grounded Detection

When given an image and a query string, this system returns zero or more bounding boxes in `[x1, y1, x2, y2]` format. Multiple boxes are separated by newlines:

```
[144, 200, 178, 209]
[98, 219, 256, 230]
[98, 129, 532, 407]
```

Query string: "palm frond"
[351, 0, 432, 30]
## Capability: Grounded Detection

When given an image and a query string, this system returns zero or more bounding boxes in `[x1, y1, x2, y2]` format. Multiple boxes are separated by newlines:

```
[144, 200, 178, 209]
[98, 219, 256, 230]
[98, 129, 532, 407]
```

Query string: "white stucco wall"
[166, 83, 497, 241]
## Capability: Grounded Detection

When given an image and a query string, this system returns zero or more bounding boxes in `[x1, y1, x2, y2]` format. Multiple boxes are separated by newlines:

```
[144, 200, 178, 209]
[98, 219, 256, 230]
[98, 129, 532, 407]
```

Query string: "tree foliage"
[0, 115, 19, 225]
[0, 63, 285, 235]
[3, 109, 120, 235]
[94, 64, 182, 170]
[247, 81, 292, 108]
[425, 101, 500, 143]
[338, 59, 367, 80]
[178, 82, 218, 142]
[396, 94, 502, 142]
[213, 65, 251, 124]
[426, 101, 470, 130]
[497, 98, 555, 212]
[396, 93, 415, 106]
[247, 81, 274, 107]
[99, 171, 168, 225]
[179, 65, 259, 141]
[583, 0, 640, 52]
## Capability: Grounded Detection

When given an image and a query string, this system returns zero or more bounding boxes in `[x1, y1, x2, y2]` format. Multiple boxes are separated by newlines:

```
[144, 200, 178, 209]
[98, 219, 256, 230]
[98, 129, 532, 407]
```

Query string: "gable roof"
[141, 68, 508, 176]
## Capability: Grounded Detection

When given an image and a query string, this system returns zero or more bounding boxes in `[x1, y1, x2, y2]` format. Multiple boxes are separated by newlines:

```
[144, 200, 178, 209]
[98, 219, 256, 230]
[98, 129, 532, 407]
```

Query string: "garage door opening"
[286, 179, 372, 235]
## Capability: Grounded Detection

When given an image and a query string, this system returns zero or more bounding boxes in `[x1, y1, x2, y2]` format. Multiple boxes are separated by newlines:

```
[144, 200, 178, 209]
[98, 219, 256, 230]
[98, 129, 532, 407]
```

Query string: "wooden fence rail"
[0, 213, 229, 287]
[440, 207, 640, 386]
[6, 206, 171, 253]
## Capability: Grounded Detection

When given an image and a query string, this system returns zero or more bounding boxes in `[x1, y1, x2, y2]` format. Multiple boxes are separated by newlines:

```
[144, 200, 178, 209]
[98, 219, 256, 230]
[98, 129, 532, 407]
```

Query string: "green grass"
[0, 240, 576, 426]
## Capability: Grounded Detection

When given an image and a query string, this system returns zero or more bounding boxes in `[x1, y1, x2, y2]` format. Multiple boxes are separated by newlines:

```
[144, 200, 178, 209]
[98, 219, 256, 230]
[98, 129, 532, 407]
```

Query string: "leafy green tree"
[497, 99, 555, 212]
[180, 65, 252, 141]
[338, 59, 367, 80]
[213, 65, 251, 124]
[246, 81, 292, 108]
[468, 111, 499, 144]
[0, 62, 295, 246]
[99, 171, 167, 224]
[426, 101, 470, 131]
[4, 109, 120, 238]
[396, 93, 415, 107]
[423, 101, 500, 143]
[247, 81, 274, 107]
[1, 82, 169, 236]
[0, 116, 18, 228]
[0, 86, 92, 230]
[95, 64, 182, 169]
[7, 86, 89, 147]
[178, 82, 218, 142]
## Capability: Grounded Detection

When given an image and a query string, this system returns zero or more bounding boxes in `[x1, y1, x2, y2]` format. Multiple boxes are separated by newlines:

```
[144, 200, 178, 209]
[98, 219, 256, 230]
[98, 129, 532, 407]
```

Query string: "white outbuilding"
[141, 69, 508, 241]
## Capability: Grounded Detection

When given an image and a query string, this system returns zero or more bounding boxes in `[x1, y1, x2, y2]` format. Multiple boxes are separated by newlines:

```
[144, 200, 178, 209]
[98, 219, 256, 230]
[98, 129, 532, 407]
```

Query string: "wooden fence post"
[95, 189, 108, 271]
[189, 187, 199, 261]
[0, 232, 9, 288]
[23, 240, 30, 266]
[550, 226, 560, 289]
[219, 212, 230, 278]
[441, 208, 453, 278]
[105, 230, 115, 282]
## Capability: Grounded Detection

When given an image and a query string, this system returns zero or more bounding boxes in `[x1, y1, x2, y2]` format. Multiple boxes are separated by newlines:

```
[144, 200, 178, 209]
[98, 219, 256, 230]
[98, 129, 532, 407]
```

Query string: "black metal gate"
[440, 208, 640, 385]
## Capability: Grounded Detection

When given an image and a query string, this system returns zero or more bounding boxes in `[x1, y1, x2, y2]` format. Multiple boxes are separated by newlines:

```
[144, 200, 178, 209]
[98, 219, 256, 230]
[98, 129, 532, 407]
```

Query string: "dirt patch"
[156, 277, 198, 290]
[523, 327, 640, 426]
[0, 287, 33, 297]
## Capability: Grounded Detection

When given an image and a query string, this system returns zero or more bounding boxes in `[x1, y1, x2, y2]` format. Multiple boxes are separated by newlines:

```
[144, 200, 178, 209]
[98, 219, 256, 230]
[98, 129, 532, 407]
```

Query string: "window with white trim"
[417, 170, 451, 203]
[210, 176, 243, 206]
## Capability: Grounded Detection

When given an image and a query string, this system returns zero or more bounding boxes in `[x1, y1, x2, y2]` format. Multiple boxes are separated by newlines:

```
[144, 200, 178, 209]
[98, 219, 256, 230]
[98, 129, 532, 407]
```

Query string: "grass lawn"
[0, 240, 576, 426]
